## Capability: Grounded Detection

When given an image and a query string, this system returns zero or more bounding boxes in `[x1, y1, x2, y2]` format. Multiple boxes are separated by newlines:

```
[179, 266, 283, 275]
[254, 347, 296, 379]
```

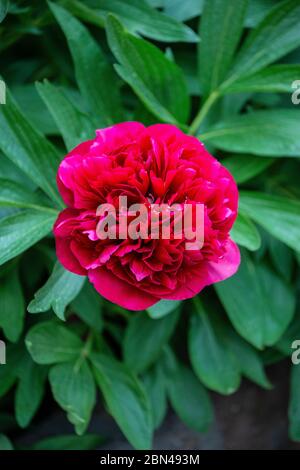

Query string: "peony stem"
[189, 91, 219, 136]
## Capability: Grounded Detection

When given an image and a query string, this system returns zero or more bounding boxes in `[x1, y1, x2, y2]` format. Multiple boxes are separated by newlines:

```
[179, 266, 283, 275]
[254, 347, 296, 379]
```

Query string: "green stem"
[189, 91, 219, 135]
[74, 331, 94, 373]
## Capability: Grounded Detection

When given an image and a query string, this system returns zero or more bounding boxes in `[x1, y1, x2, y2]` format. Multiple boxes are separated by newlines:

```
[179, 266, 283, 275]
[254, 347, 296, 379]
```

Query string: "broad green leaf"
[106, 15, 190, 124]
[0, 269, 24, 342]
[199, 0, 247, 96]
[0, 179, 54, 211]
[26, 321, 83, 364]
[71, 282, 103, 332]
[225, 0, 300, 86]
[60, 0, 198, 43]
[164, 0, 204, 21]
[231, 212, 261, 251]
[147, 300, 181, 319]
[15, 356, 47, 428]
[201, 109, 300, 156]
[49, 2, 123, 126]
[216, 250, 295, 349]
[92, 353, 152, 450]
[275, 311, 300, 356]
[0, 152, 36, 191]
[33, 434, 104, 450]
[222, 65, 300, 94]
[269, 237, 294, 282]
[245, 0, 281, 28]
[0, 434, 13, 450]
[239, 191, 300, 252]
[0, 89, 62, 207]
[12, 84, 58, 136]
[124, 310, 179, 373]
[222, 154, 274, 184]
[188, 298, 240, 394]
[49, 361, 96, 435]
[225, 329, 271, 389]
[28, 262, 85, 321]
[167, 361, 214, 433]
[0, 0, 8, 23]
[143, 363, 167, 430]
[289, 364, 300, 441]
[0, 210, 57, 266]
[0, 344, 24, 398]
[36, 80, 95, 151]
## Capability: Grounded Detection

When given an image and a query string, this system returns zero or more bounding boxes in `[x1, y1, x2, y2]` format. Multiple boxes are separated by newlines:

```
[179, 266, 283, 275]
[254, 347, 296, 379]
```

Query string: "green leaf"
[0, 0, 9, 23]
[0, 344, 24, 398]
[289, 364, 300, 441]
[199, 0, 247, 96]
[26, 321, 83, 364]
[15, 356, 47, 428]
[60, 0, 198, 43]
[269, 237, 294, 282]
[36, 80, 95, 151]
[0, 269, 24, 342]
[188, 298, 240, 394]
[0, 210, 57, 266]
[275, 311, 300, 356]
[33, 434, 104, 450]
[225, 329, 271, 389]
[231, 212, 261, 251]
[201, 109, 300, 157]
[49, 2, 123, 126]
[124, 310, 179, 373]
[71, 282, 103, 332]
[226, 0, 300, 85]
[106, 15, 190, 124]
[0, 89, 62, 207]
[49, 361, 96, 435]
[0, 179, 54, 211]
[167, 361, 214, 433]
[12, 84, 58, 136]
[28, 262, 85, 321]
[143, 363, 167, 430]
[222, 65, 300, 94]
[238, 191, 300, 252]
[92, 353, 152, 450]
[216, 250, 295, 349]
[245, 0, 280, 28]
[222, 154, 274, 184]
[164, 0, 204, 21]
[0, 434, 13, 450]
[147, 300, 181, 319]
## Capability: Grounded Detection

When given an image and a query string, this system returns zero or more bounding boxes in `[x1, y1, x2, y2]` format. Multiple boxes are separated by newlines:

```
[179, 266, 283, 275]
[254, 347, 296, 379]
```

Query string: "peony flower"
[54, 122, 240, 310]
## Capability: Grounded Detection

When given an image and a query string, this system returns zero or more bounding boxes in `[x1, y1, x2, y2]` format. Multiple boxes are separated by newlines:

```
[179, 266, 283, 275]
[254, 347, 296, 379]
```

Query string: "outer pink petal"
[162, 239, 240, 300]
[88, 267, 158, 310]
[55, 237, 87, 276]
[95, 122, 146, 146]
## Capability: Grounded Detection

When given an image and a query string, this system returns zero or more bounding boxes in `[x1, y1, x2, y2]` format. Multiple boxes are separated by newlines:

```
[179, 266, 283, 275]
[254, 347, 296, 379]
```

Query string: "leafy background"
[0, 0, 300, 450]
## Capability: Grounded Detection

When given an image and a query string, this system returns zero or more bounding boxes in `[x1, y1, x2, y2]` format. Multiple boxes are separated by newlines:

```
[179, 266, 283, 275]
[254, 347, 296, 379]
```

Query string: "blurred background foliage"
[0, 0, 300, 450]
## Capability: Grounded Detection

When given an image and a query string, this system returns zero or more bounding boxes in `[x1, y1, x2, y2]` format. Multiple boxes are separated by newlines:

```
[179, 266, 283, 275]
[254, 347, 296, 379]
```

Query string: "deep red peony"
[54, 122, 240, 310]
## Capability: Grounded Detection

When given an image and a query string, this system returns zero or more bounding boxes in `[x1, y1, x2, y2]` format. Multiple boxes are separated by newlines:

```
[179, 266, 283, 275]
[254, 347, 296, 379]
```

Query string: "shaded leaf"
[28, 262, 85, 321]
[231, 212, 261, 251]
[49, 360, 96, 435]
[124, 310, 179, 373]
[188, 298, 240, 394]
[92, 353, 152, 449]
[201, 109, 300, 157]
[216, 250, 295, 349]
[106, 15, 190, 124]
[26, 321, 83, 364]
[0, 210, 57, 266]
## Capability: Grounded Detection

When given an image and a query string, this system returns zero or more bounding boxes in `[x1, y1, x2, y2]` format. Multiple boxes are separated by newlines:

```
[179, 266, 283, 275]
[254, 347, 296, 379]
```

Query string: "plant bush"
[0, 0, 300, 450]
